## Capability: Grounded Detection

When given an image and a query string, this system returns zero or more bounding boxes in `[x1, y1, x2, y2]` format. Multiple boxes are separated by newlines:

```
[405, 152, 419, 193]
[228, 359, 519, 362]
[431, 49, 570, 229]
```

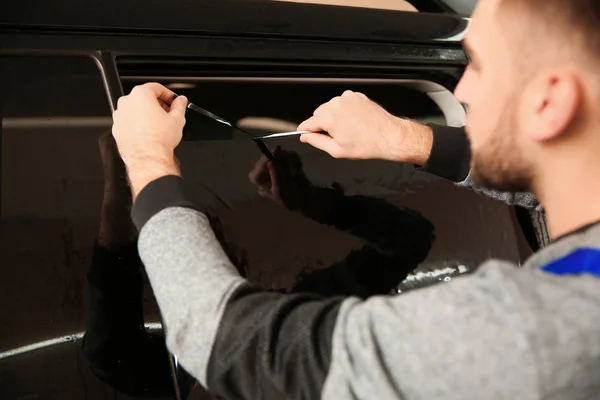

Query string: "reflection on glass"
[80, 131, 435, 398]
[1, 56, 527, 399]
[82, 130, 185, 398]
[247, 147, 435, 297]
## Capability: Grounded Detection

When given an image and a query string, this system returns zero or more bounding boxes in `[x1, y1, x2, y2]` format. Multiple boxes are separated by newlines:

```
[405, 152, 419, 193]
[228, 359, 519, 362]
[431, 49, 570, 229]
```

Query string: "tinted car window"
[1, 55, 529, 399]
[123, 77, 532, 291]
[1, 55, 110, 352]
[0, 56, 195, 400]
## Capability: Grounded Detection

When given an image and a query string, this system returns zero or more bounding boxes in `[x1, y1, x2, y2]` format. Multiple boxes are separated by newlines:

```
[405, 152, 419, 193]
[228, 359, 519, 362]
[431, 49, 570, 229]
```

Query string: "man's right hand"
[297, 90, 433, 165]
[112, 83, 188, 199]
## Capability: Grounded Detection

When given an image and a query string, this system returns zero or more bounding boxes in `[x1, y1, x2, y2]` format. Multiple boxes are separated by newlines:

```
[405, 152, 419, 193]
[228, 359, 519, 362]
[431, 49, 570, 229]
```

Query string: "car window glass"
[1, 54, 529, 399]
[0, 56, 196, 399]
[123, 78, 531, 293]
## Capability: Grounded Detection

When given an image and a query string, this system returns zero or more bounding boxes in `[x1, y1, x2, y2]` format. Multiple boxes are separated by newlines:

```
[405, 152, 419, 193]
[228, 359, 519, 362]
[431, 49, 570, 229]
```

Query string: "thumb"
[169, 95, 188, 118]
[300, 132, 342, 158]
[297, 115, 325, 133]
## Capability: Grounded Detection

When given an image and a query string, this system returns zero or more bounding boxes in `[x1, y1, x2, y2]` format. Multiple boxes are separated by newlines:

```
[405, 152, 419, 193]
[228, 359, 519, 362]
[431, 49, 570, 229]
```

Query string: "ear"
[524, 69, 581, 142]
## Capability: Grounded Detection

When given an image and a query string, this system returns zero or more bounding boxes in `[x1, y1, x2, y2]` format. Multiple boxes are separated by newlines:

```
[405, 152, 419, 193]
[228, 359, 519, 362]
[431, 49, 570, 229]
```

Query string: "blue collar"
[542, 248, 600, 278]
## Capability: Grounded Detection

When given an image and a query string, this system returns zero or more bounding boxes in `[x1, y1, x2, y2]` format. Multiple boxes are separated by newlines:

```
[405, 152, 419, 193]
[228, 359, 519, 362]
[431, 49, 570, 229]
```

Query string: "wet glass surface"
[0, 56, 190, 400]
[1, 55, 530, 399]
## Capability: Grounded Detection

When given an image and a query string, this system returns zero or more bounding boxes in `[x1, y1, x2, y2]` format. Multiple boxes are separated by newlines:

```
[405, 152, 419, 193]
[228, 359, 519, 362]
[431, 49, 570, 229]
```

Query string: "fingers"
[287, 151, 303, 177]
[297, 116, 325, 133]
[138, 82, 178, 104]
[300, 132, 342, 158]
[169, 95, 188, 118]
[130, 83, 187, 118]
[122, 83, 178, 115]
[298, 96, 340, 132]
[249, 146, 280, 186]
[313, 96, 339, 117]
[249, 154, 270, 184]
[158, 99, 171, 112]
[267, 161, 281, 201]
[251, 160, 278, 201]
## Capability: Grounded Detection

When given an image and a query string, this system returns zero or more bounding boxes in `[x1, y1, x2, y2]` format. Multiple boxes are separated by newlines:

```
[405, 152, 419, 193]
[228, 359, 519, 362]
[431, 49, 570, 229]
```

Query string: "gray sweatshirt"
[131, 176, 600, 400]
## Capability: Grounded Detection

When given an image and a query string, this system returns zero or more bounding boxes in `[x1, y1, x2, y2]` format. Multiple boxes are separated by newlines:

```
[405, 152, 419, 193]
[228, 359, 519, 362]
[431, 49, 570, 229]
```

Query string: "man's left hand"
[111, 83, 188, 199]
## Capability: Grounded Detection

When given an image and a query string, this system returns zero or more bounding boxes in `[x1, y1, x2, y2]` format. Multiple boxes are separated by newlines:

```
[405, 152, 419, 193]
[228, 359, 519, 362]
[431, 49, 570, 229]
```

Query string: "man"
[111, 0, 600, 398]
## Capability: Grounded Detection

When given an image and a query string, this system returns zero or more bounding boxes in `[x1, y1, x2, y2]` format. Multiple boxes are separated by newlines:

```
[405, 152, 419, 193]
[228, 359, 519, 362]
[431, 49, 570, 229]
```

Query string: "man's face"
[454, 0, 534, 192]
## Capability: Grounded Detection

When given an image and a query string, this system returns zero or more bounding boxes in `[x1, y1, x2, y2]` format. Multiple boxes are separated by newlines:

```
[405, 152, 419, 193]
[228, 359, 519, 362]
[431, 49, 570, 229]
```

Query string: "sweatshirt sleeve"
[419, 124, 471, 182]
[421, 125, 541, 211]
[131, 175, 344, 399]
[132, 175, 583, 400]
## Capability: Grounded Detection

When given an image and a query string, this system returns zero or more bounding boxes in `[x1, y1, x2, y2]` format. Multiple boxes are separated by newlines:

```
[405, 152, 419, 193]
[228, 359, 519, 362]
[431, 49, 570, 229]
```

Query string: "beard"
[469, 102, 534, 193]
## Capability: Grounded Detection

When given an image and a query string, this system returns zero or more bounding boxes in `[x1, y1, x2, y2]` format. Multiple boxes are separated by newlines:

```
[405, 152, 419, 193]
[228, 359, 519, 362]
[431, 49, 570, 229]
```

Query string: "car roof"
[0, 0, 468, 44]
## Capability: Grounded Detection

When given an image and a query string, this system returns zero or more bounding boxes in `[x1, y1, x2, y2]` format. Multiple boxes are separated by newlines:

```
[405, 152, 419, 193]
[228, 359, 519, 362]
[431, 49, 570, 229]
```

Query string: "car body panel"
[0, 0, 468, 43]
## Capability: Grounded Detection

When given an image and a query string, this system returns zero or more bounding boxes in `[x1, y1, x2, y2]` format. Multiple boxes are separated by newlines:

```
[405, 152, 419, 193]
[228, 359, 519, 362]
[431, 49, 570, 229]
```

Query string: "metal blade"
[257, 131, 310, 139]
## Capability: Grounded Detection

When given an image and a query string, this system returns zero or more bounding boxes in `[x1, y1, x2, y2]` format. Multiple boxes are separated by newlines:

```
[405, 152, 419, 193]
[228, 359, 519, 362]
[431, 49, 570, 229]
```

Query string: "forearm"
[131, 176, 245, 387]
[386, 117, 434, 165]
[131, 183, 558, 400]
[129, 173, 343, 397]
[128, 154, 180, 202]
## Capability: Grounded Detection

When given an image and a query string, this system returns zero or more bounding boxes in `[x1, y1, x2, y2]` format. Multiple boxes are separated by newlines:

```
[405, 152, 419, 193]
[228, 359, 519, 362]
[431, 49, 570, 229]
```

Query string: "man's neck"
[537, 154, 600, 240]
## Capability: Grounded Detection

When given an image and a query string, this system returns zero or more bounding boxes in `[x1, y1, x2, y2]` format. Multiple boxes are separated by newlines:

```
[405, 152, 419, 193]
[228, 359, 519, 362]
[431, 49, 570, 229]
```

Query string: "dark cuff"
[419, 124, 471, 182]
[131, 175, 198, 231]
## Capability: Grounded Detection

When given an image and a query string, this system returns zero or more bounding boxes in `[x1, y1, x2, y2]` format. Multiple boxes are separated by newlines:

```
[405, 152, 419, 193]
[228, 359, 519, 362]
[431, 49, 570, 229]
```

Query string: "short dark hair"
[503, 0, 600, 59]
